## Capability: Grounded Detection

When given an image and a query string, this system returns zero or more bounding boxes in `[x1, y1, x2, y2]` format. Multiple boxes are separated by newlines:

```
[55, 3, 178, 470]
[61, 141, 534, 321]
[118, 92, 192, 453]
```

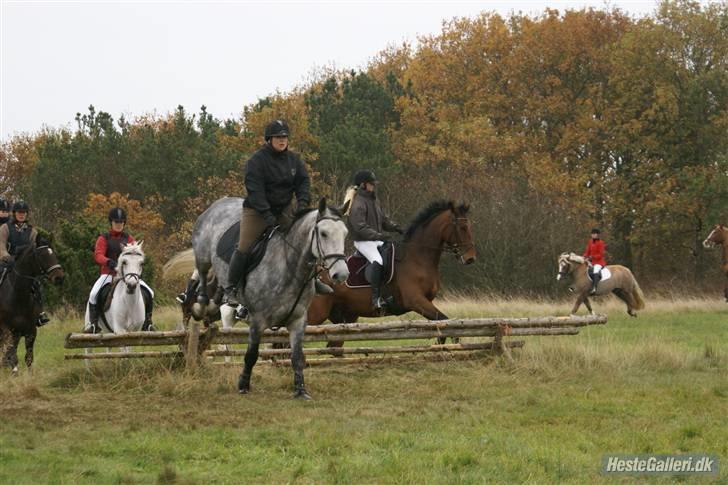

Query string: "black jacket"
[243, 144, 311, 225]
[348, 188, 400, 241]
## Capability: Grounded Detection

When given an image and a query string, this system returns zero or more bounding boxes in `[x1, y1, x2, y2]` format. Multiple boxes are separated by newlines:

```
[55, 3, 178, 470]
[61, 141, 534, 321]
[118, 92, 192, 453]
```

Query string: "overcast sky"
[1, 0, 670, 141]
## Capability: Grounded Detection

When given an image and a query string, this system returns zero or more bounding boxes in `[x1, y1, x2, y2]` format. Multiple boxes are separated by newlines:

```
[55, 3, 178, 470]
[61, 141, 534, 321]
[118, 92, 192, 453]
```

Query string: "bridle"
[11, 244, 61, 284]
[117, 251, 143, 290]
[275, 210, 348, 327]
[442, 216, 475, 258]
[311, 213, 347, 271]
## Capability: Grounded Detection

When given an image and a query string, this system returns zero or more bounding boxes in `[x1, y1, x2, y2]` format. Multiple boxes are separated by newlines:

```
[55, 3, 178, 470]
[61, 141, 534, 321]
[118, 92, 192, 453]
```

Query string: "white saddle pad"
[594, 267, 611, 282]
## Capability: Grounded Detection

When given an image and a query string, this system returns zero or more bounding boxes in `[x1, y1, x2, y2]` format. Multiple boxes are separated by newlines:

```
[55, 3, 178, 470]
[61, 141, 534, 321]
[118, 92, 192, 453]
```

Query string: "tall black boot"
[224, 249, 250, 311]
[85, 303, 101, 334]
[141, 288, 155, 331]
[590, 271, 602, 295]
[369, 262, 386, 310]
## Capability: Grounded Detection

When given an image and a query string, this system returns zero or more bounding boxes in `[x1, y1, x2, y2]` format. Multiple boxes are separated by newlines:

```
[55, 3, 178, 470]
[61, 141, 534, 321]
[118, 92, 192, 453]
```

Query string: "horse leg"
[613, 288, 637, 317]
[290, 320, 311, 400]
[724, 280, 728, 303]
[219, 305, 236, 363]
[238, 325, 260, 394]
[583, 296, 594, 315]
[570, 295, 584, 316]
[197, 270, 210, 305]
[406, 297, 450, 344]
[6, 330, 21, 375]
[24, 328, 37, 372]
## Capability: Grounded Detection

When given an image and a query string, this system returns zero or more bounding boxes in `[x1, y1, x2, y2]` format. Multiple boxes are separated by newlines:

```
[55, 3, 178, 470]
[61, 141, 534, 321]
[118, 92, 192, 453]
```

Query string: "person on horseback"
[84, 207, 155, 333]
[583, 227, 607, 295]
[0, 198, 10, 225]
[348, 169, 403, 310]
[0, 201, 50, 326]
[222, 119, 314, 319]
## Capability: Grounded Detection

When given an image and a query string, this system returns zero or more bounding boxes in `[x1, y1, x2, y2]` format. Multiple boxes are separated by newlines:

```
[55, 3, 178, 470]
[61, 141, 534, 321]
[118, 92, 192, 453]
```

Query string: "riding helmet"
[12, 200, 29, 213]
[264, 120, 290, 141]
[0, 198, 9, 211]
[591, 228, 601, 234]
[353, 170, 377, 186]
[108, 207, 127, 223]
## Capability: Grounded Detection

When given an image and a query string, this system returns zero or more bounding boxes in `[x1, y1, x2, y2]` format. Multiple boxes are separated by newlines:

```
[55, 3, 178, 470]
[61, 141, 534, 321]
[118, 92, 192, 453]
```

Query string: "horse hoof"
[11, 366, 18, 376]
[294, 390, 312, 400]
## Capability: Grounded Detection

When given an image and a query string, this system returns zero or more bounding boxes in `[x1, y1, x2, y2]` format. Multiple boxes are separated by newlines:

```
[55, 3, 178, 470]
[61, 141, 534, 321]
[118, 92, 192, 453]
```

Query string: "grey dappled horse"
[166, 197, 349, 399]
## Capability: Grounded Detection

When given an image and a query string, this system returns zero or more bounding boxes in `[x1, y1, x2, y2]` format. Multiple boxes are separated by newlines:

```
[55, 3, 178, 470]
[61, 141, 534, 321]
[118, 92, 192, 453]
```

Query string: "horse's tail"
[631, 273, 646, 310]
[162, 248, 195, 279]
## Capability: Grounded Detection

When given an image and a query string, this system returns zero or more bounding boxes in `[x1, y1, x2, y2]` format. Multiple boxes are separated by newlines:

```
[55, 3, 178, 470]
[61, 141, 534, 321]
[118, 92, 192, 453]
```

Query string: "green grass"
[1, 297, 726, 484]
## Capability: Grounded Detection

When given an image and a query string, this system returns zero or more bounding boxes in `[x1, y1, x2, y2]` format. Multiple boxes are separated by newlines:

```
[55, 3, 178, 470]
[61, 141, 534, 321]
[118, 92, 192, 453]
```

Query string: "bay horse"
[165, 197, 349, 399]
[702, 224, 728, 301]
[84, 242, 150, 335]
[0, 235, 65, 374]
[556, 252, 645, 316]
[307, 200, 476, 343]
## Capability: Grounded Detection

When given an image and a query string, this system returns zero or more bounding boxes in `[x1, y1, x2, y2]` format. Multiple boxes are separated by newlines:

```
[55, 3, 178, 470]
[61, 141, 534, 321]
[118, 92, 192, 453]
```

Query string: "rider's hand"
[263, 213, 277, 228]
[107, 259, 117, 270]
[394, 225, 405, 235]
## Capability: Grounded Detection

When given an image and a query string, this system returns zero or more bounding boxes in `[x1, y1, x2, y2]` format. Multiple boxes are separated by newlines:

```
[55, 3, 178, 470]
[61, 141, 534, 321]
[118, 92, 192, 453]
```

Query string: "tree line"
[2, 0, 727, 309]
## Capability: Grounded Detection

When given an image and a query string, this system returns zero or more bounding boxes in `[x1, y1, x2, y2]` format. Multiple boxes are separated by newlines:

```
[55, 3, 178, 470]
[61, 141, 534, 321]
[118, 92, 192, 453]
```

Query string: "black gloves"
[394, 225, 405, 235]
[107, 259, 117, 270]
[263, 213, 277, 228]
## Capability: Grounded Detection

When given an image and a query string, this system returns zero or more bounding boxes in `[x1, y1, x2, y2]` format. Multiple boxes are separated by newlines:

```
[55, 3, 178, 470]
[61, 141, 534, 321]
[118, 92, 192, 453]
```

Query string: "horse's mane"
[561, 252, 586, 264]
[286, 205, 343, 232]
[404, 200, 468, 240]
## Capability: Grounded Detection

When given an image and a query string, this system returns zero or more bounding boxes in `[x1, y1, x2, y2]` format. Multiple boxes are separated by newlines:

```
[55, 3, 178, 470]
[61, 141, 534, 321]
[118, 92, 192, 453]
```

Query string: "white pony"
[84, 241, 148, 335]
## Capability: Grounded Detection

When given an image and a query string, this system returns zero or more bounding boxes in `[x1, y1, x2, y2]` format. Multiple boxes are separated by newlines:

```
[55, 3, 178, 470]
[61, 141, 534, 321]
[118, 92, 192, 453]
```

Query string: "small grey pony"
[166, 196, 349, 399]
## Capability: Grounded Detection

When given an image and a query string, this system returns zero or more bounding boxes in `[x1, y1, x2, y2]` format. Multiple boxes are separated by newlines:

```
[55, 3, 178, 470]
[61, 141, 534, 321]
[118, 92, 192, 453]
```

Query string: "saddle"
[216, 221, 276, 278]
[345, 242, 397, 289]
[97, 280, 154, 327]
[587, 266, 612, 282]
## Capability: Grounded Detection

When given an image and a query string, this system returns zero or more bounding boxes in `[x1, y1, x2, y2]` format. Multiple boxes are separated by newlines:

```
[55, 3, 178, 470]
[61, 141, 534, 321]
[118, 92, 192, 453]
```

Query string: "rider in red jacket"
[583, 228, 607, 295]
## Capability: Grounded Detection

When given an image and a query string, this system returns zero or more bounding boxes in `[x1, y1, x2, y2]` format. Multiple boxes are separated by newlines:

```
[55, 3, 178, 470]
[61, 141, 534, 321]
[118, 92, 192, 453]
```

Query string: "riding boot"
[590, 272, 602, 295]
[176, 278, 197, 305]
[370, 262, 386, 310]
[141, 288, 155, 331]
[224, 249, 250, 308]
[85, 303, 101, 334]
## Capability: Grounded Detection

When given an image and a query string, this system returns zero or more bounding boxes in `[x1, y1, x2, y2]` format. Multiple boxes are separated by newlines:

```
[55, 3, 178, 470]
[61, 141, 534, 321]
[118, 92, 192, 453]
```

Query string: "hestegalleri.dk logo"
[602, 454, 718, 475]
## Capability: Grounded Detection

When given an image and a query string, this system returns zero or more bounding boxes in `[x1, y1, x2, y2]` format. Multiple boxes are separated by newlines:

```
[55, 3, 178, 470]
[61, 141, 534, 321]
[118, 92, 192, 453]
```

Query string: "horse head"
[703, 224, 726, 248]
[556, 252, 586, 280]
[313, 198, 349, 285]
[404, 200, 476, 265]
[14, 234, 65, 285]
[117, 241, 145, 294]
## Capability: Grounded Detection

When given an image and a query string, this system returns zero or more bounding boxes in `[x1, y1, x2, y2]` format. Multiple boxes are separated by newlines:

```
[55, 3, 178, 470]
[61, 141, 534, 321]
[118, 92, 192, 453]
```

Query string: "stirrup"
[142, 320, 156, 331]
[234, 305, 249, 320]
[84, 322, 101, 334]
[175, 293, 186, 304]
[36, 312, 51, 327]
[372, 297, 387, 310]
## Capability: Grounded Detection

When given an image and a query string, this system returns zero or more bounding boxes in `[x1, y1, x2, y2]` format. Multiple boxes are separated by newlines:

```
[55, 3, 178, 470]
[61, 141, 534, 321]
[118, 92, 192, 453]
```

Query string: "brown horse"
[702, 224, 728, 301]
[0, 235, 65, 374]
[556, 252, 645, 317]
[308, 200, 476, 341]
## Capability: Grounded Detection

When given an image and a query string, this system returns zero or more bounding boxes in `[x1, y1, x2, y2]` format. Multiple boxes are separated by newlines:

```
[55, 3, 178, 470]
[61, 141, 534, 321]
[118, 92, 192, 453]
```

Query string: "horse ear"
[138, 240, 144, 250]
[459, 203, 470, 214]
[318, 197, 327, 212]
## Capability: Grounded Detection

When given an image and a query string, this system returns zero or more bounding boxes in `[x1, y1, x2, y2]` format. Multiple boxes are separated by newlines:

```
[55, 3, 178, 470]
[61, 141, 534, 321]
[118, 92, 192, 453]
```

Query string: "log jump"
[64, 314, 608, 369]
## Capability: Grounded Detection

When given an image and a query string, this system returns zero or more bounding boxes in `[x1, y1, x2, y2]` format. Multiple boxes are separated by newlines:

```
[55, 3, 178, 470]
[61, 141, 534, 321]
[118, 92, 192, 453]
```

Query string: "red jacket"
[583, 238, 606, 266]
[94, 229, 135, 275]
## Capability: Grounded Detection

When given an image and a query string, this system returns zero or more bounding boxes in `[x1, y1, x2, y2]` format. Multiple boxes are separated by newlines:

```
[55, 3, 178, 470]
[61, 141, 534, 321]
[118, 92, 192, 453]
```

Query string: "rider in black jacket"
[224, 120, 314, 318]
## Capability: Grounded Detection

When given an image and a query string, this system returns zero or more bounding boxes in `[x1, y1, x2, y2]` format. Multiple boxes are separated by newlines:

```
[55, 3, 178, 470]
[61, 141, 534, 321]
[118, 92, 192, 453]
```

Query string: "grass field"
[1, 296, 726, 484]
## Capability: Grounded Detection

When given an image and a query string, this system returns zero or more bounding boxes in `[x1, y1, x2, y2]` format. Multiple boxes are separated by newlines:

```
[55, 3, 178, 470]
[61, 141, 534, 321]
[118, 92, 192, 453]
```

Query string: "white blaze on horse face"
[703, 227, 718, 248]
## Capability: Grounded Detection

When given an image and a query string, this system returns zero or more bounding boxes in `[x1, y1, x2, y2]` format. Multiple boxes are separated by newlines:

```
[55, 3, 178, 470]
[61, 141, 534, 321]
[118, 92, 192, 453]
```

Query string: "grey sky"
[1, 0, 666, 141]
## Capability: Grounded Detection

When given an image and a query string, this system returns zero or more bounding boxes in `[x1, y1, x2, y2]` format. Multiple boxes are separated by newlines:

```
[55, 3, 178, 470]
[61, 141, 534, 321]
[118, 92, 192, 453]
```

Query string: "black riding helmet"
[108, 207, 127, 223]
[264, 120, 290, 142]
[353, 170, 377, 186]
[0, 198, 9, 211]
[12, 200, 29, 213]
